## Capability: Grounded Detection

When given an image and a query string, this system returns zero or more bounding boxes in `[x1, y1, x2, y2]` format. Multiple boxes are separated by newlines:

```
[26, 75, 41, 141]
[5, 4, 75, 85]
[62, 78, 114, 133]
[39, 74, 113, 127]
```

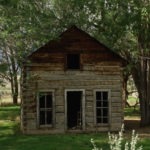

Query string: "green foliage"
[0, 63, 8, 86]
[0, 0, 149, 63]
[0, 63, 8, 72]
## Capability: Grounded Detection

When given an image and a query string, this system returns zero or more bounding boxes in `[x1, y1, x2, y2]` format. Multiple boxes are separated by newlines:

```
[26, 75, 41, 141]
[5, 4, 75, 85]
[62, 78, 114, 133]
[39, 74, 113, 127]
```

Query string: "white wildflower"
[91, 124, 143, 150]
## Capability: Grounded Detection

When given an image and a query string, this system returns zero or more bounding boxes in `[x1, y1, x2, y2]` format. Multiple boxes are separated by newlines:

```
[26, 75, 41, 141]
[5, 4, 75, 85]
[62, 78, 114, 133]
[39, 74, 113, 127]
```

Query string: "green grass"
[125, 96, 140, 117]
[0, 105, 20, 120]
[140, 138, 150, 150]
[0, 105, 150, 150]
[0, 105, 20, 136]
[124, 107, 140, 117]
[0, 105, 109, 150]
[0, 134, 109, 150]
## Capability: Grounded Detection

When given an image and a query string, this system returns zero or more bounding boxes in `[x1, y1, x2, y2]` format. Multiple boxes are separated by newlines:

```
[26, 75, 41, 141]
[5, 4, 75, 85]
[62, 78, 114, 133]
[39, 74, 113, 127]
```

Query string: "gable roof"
[28, 25, 126, 65]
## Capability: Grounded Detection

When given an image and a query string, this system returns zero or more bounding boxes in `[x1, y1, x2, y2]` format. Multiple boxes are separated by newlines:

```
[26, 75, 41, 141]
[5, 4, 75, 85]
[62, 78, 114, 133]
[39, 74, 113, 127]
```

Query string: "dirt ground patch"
[124, 119, 150, 138]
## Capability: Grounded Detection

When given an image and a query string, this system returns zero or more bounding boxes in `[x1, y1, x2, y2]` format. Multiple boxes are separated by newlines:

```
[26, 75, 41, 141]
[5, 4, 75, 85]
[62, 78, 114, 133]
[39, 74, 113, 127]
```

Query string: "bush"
[91, 125, 142, 150]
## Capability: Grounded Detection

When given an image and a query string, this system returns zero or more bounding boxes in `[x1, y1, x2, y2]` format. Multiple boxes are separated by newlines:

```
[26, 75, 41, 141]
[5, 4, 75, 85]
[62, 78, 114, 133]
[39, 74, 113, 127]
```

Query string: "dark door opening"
[67, 91, 82, 129]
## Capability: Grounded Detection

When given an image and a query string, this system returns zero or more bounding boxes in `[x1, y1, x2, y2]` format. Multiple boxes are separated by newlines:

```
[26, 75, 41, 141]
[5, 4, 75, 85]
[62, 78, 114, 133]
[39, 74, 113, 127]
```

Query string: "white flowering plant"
[91, 124, 142, 150]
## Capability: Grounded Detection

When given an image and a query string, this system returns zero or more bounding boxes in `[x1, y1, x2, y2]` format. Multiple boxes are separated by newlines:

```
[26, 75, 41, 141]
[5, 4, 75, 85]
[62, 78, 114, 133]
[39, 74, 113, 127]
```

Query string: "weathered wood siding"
[22, 59, 124, 134]
[21, 26, 125, 134]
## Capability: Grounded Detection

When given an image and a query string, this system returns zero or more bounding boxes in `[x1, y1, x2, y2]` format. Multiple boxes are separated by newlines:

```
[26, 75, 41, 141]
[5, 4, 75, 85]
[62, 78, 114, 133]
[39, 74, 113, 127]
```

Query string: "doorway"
[66, 91, 83, 130]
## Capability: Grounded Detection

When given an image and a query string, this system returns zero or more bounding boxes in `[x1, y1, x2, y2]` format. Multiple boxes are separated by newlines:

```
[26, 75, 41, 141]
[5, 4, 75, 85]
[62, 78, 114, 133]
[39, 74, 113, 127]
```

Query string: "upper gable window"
[66, 54, 80, 70]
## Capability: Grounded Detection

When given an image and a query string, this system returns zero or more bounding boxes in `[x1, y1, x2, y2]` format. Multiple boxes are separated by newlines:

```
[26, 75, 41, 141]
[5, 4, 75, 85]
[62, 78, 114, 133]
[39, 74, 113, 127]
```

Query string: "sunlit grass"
[0, 120, 18, 135]
[0, 105, 20, 120]
[124, 107, 140, 117]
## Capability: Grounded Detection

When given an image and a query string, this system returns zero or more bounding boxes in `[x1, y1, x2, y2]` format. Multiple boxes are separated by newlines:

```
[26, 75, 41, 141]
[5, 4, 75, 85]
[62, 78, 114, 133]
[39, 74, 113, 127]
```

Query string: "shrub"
[91, 125, 142, 150]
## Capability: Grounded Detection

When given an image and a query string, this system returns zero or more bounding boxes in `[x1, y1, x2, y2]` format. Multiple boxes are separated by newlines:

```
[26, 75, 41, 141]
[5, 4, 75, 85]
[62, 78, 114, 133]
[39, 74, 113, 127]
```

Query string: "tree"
[0, 1, 20, 104]
[0, 0, 61, 104]
[98, 0, 150, 126]
[129, 0, 150, 126]
[0, 39, 19, 104]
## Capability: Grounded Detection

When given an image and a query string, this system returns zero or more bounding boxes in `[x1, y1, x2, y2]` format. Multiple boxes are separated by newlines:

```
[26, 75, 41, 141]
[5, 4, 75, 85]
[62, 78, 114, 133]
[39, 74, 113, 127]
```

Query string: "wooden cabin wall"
[21, 52, 124, 134]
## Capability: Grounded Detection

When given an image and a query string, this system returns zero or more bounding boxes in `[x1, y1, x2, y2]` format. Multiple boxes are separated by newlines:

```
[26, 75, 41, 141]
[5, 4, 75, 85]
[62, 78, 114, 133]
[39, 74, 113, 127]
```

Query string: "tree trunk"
[10, 73, 18, 104]
[122, 73, 129, 107]
[3, 46, 18, 104]
[13, 74, 18, 104]
[132, 58, 150, 126]
[140, 59, 150, 126]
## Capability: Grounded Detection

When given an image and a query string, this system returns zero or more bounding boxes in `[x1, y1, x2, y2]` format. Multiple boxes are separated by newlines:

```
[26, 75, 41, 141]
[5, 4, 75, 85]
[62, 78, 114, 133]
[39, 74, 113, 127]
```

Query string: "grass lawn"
[0, 133, 108, 150]
[0, 105, 108, 150]
[0, 105, 150, 150]
[124, 107, 140, 117]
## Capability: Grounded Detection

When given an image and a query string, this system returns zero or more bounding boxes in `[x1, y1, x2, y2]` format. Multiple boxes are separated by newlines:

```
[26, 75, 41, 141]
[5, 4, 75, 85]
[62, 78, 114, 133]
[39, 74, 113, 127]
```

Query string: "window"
[95, 91, 109, 124]
[38, 92, 53, 127]
[66, 54, 80, 70]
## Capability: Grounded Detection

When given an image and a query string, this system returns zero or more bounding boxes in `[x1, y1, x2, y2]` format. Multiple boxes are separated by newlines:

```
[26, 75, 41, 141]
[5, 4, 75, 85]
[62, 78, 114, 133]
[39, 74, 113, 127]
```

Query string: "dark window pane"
[97, 117, 102, 123]
[39, 95, 45, 108]
[39, 92, 53, 126]
[96, 109, 101, 116]
[47, 111, 52, 124]
[96, 92, 101, 100]
[67, 54, 80, 69]
[96, 101, 102, 107]
[96, 91, 109, 124]
[46, 94, 52, 108]
[103, 118, 108, 123]
[103, 108, 108, 117]
[103, 101, 108, 107]
[40, 111, 45, 125]
[103, 92, 108, 101]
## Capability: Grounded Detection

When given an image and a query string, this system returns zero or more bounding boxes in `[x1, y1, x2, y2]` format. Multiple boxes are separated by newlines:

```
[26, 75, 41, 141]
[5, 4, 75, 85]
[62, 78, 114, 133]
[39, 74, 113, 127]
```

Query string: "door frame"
[65, 89, 85, 131]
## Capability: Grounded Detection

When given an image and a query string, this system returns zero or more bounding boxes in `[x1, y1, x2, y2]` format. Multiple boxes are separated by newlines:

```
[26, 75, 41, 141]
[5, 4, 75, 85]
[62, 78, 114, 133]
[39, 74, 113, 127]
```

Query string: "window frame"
[37, 90, 55, 128]
[65, 53, 81, 70]
[94, 89, 111, 126]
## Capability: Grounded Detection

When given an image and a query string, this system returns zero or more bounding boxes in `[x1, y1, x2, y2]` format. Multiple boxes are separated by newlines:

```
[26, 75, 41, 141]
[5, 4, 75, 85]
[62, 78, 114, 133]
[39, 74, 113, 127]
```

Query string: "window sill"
[95, 123, 109, 127]
[65, 69, 82, 72]
[39, 124, 53, 128]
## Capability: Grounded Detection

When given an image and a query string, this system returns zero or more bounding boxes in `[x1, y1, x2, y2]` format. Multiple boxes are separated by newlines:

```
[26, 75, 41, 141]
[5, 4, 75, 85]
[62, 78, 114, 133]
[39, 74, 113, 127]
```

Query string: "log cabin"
[21, 26, 126, 134]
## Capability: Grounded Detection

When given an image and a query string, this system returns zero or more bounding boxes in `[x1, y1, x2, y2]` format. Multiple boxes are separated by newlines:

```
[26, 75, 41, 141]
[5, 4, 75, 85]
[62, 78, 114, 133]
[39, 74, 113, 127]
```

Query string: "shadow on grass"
[0, 133, 108, 150]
